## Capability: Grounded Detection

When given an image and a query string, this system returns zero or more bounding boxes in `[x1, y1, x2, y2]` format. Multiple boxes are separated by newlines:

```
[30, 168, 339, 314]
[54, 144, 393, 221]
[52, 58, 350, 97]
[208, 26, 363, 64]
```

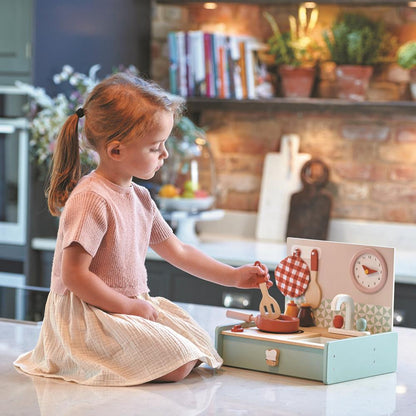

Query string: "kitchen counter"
[31, 213, 416, 284]
[32, 234, 416, 285]
[1, 303, 415, 416]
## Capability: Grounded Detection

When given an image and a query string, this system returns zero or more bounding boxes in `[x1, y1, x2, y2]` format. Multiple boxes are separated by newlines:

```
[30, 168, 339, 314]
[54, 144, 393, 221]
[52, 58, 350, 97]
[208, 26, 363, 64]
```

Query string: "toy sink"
[215, 238, 398, 384]
[298, 336, 334, 345]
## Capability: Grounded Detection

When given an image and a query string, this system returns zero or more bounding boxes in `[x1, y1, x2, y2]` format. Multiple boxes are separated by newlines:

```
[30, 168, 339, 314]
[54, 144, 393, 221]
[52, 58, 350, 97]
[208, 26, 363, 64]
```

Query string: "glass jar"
[157, 117, 217, 213]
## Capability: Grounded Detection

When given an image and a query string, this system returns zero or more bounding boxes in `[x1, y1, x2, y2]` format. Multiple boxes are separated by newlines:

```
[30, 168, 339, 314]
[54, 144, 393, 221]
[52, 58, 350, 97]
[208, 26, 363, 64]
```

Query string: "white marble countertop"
[1, 303, 415, 416]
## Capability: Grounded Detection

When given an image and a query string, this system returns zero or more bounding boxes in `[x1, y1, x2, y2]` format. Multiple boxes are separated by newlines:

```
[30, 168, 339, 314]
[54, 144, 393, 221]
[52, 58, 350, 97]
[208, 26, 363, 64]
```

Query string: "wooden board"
[256, 134, 310, 242]
[286, 159, 332, 240]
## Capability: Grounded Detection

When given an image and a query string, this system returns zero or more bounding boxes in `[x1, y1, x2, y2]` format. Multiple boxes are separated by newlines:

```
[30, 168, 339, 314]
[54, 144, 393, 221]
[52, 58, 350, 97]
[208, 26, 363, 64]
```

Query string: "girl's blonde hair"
[47, 73, 184, 216]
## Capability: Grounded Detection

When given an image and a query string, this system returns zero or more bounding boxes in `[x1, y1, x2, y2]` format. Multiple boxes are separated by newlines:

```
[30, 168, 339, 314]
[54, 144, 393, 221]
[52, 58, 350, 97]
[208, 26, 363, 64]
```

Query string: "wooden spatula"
[254, 261, 281, 319]
[304, 249, 322, 309]
[259, 282, 281, 319]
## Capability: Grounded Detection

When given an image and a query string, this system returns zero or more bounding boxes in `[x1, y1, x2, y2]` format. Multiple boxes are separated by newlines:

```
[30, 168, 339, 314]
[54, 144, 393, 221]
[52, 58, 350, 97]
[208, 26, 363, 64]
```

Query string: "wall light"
[408, 1, 416, 7]
[204, 2, 218, 10]
[302, 2, 317, 8]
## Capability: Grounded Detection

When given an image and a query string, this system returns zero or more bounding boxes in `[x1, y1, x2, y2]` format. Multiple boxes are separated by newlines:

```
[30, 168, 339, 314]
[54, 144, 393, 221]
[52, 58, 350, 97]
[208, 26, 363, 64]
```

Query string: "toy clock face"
[350, 248, 388, 294]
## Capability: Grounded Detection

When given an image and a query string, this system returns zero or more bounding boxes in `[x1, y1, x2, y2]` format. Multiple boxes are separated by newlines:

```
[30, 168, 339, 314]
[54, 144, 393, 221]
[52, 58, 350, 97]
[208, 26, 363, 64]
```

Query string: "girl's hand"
[234, 261, 273, 289]
[128, 298, 159, 321]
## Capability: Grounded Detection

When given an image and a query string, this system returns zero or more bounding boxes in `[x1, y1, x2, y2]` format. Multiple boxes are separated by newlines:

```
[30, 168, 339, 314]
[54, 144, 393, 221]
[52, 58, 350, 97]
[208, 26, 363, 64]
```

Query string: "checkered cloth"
[275, 252, 310, 297]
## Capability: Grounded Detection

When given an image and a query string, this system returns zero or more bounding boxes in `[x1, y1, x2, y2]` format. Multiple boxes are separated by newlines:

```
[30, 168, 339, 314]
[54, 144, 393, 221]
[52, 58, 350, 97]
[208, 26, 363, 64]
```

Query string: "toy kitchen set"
[216, 237, 398, 385]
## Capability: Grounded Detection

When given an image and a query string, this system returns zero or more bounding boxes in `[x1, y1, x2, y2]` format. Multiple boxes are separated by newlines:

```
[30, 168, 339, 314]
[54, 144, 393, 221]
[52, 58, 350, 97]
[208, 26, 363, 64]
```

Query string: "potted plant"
[323, 13, 394, 101]
[264, 5, 320, 98]
[397, 41, 416, 100]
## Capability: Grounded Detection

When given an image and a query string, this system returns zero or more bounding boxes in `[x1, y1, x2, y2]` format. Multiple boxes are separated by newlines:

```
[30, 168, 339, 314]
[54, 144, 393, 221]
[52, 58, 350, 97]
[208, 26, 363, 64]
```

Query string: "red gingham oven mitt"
[275, 249, 310, 297]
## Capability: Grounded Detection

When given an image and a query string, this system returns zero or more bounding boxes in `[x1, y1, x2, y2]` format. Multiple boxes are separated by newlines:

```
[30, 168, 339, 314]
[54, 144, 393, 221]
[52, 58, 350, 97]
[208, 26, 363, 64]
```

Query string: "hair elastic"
[76, 107, 85, 118]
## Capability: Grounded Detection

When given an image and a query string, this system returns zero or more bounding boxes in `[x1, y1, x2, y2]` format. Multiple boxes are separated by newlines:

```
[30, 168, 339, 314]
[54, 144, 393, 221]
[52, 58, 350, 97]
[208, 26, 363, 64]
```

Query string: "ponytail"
[47, 113, 81, 216]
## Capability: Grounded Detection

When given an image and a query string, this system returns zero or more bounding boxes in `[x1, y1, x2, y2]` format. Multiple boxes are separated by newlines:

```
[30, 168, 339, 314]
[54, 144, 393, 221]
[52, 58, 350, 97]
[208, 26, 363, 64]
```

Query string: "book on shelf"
[168, 30, 266, 100]
[204, 32, 215, 98]
[175, 31, 187, 97]
[189, 30, 205, 96]
[167, 32, 178, 95]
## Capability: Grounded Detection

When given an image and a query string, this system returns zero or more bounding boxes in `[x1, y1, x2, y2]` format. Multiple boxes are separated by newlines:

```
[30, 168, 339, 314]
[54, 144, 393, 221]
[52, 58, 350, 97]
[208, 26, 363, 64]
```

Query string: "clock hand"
[362, 265, 378, 275]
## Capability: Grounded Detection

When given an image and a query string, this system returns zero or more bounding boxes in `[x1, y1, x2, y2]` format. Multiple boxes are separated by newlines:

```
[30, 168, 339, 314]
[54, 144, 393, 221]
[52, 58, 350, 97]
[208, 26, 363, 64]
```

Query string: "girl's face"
[122, 111, 174, 181]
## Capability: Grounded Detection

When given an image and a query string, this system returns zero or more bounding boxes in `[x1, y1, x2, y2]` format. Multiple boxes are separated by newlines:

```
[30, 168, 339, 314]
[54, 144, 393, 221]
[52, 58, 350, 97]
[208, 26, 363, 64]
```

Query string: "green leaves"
[264, 9, 320, 68]
[324, 13, 391, 66]
[397, 41, 416, 70]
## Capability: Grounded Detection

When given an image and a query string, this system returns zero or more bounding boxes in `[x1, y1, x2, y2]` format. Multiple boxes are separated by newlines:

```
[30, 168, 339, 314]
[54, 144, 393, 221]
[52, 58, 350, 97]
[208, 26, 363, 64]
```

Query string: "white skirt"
[14, 292, 223, 386]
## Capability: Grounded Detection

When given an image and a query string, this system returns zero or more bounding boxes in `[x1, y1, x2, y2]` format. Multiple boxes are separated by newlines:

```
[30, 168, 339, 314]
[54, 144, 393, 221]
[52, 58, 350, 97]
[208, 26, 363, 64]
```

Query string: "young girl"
[14, 73, 271, 386]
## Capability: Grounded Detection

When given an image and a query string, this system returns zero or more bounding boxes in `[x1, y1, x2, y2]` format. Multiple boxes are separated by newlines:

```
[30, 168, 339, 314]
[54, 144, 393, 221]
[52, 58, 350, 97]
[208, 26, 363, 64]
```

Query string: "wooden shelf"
[156, 0, 411, 6]
[184, 97, 416, 115]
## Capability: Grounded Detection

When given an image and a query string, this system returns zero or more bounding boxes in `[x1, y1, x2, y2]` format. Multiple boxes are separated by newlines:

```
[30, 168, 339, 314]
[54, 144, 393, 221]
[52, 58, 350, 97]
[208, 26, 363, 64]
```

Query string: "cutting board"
[256, 134, 310, 242]
[286, 159, 332, 240]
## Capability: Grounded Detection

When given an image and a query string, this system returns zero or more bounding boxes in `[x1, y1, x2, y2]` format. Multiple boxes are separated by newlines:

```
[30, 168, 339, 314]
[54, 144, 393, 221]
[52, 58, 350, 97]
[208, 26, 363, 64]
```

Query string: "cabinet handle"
[265, 348, 280, 367]
[25, 42, 32, 59]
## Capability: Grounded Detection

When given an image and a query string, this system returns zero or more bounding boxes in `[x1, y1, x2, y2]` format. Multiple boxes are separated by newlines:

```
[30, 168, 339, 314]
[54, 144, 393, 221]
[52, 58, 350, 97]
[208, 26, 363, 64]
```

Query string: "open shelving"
[156, 0, 412, 6]
[184, 97, 416, 114]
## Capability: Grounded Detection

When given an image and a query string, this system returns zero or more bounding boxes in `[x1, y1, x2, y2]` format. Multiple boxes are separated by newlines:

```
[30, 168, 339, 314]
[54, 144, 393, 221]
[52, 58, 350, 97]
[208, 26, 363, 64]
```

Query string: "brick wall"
[151, 3, 416, 224]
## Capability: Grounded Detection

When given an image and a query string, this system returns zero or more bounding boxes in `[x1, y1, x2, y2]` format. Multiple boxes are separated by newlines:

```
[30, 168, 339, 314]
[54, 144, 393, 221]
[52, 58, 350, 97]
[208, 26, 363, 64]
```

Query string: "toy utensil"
[254, 261, 281, 319]
[304, 249, 322, 309]
[226, 310, 299, 333]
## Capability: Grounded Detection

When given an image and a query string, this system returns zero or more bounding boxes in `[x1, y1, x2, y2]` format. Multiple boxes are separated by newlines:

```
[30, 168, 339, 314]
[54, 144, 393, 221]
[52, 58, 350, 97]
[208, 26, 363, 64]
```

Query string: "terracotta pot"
[278, 65, 316, 98]
[335, 65, 373, 101]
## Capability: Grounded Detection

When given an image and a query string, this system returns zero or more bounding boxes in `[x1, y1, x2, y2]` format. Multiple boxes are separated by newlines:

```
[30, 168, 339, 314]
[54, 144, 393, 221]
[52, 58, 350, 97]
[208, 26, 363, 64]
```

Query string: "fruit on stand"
[181, 180, 197, 198]
[158, 180, 210, 200]
[194, 189, 209, 198]
[158, 184, 179, 198]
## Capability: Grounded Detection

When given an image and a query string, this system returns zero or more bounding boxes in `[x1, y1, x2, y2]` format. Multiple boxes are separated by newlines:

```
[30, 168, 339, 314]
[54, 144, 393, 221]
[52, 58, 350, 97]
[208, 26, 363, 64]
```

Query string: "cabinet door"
[0, 0, 32, 75]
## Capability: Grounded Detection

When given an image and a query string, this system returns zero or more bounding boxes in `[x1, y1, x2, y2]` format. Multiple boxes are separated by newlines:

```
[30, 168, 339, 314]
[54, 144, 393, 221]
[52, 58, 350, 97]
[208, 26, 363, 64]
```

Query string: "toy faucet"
[329, 293, 370, 337]
[331, 294, 354, 330]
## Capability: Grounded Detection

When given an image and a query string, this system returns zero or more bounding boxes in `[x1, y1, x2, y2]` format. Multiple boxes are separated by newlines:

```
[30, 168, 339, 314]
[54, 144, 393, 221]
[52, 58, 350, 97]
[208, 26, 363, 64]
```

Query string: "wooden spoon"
[304, 249, 322, 309]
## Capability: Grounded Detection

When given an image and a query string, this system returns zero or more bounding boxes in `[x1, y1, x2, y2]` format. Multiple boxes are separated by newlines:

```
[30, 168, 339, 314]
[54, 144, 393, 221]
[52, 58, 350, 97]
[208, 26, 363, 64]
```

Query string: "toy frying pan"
[226, 310, 300, 333]
[275, 248, 310, 298]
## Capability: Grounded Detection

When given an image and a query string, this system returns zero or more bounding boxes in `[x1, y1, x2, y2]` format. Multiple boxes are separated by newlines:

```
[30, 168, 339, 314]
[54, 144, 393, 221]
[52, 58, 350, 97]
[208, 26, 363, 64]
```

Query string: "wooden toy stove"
[215, 238, 398, 384]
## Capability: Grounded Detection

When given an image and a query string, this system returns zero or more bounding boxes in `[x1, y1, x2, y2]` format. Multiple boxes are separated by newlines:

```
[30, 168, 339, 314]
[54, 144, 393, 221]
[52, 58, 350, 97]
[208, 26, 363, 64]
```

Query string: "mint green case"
[215, 324, 398, 384]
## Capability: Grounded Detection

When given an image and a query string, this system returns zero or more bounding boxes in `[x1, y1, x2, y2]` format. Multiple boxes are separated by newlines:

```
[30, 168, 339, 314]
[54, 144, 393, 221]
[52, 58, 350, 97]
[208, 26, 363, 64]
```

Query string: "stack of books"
[168, 31, 267, 99]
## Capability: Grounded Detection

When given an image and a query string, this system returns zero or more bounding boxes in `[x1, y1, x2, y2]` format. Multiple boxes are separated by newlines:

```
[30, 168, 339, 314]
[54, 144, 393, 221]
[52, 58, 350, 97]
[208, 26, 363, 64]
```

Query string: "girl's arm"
[61, 242, 158, 320]
[151, 234, 271, 288]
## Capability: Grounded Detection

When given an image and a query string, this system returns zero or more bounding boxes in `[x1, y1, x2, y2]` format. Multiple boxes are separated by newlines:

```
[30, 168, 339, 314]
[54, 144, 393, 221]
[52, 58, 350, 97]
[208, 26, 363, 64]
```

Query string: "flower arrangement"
[15, 64, 139, 176]
[263, 5, 321, 68]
